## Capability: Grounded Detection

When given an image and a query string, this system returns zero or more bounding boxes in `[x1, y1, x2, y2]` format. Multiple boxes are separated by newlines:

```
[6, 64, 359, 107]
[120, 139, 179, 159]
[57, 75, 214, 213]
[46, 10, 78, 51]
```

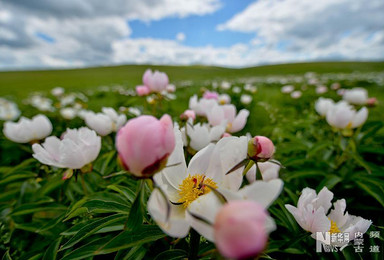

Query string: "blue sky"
[0, 0, 383, 69]
[129, 0, 254, 47]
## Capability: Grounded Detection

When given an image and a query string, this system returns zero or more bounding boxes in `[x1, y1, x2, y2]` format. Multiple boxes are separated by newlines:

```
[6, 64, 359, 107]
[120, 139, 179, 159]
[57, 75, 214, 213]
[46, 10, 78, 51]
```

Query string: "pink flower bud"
[180, 109, 196, 121]
[136, 85, 150, 96]
[143, 69, 169, 93]
[203, 90, 219, 100]
[248, 136, 275, 161]
[116, 114, 175, 178]
[214, 201, 269, 259]
[367, 97, 377, 107]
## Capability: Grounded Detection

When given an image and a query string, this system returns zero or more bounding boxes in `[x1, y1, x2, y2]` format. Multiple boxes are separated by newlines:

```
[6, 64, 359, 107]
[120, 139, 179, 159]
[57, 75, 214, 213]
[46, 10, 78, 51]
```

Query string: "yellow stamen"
[226, 123, 232, 132]
[178, 174, 217, 208]
[329, 219, 341, 234]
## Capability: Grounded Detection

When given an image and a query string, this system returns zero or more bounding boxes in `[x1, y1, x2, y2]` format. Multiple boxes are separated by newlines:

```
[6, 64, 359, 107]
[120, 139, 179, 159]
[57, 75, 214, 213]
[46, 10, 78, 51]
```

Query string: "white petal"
[238, 179, 284, 208]
[147, 189, 190, 238]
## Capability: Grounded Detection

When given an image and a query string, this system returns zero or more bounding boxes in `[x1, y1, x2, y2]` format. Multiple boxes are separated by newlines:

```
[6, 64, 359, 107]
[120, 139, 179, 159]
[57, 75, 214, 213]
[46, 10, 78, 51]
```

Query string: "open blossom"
[343, 88, 368, 105]
[30, 95, 55, 112]
[315, 97, 335, 117]
[246, 160, 281, 182]
[84, 107, 127, 136]
[207, 104, 249, 133]
[143, 69, 169, 93]
[281, 85, 294, 93]
[60, 107, 77, 120]
[291, 90, 302, 99]
[240, 94, 252, 105]
[218, 94, 231, 105]
[182, 120, 226, 151]
[285, 187, 372, 247]
[32, 127, 101, 169]
[116, 114, 175, 178]
[136, 85, 150, 96]
[51, 87, 64, 96]
[0, 98, 20, 121]
[214, 201, 269, 259]
[148, 129, 283, 241]
[326, 101, 368, 129]
[189, 95, 217, 117]
[3, 114, 52, 143]
[316, 85, 328, 94]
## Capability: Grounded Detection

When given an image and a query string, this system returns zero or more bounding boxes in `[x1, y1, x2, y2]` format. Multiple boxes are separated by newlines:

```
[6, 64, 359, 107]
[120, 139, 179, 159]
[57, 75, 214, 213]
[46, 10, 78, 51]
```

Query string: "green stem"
[79, 173, 88, 196]
[189, 229, 200, 260]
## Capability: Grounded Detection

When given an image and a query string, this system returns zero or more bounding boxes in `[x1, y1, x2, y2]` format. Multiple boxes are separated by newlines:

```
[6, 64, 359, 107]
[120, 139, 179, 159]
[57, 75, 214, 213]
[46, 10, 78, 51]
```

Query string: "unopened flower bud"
[116, 114, 175, 178]
[248, 136, 275, 161]
[214, 201, 269, 259]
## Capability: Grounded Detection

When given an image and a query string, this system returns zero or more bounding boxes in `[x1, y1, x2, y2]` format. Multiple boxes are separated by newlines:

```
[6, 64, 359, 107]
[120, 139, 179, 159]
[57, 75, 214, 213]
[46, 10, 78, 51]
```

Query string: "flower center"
[329, 219, 341, 234]
[178, 174, 218, 208]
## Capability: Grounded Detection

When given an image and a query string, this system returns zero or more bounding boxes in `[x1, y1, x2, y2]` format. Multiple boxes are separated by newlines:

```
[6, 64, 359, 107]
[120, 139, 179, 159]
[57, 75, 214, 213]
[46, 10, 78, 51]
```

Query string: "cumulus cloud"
[0, 0, 383, 69]
[0, 0, 221, 69]
[218, 0, 384, 61]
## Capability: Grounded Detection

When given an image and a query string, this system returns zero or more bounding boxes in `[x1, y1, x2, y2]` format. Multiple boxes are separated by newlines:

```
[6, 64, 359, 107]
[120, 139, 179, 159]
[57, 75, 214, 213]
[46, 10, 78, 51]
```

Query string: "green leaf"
[317, 175, 342, 190]
[356, 180, 384, 207]
[96, 225, 165, 254]
[125, 181, 145, 232]
[2, 251, 12, 260]
[154, 249, 188, 260]
[115, 246, 147, 260]
[0, 172, 37, 186]
[43, 237, 62, 260]
[60, 213, 128, 251]
[64, 198, 130, 221]
[61, 236, 112, 260]
[11, 202, 66, 216]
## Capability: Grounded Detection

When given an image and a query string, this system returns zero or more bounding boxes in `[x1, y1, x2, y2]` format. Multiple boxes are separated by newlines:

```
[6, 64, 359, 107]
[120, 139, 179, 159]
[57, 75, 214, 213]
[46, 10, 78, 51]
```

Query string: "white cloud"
[176, 32, 186, 42]
[217, 0, 384, 62]
[0, 0, 222, 69]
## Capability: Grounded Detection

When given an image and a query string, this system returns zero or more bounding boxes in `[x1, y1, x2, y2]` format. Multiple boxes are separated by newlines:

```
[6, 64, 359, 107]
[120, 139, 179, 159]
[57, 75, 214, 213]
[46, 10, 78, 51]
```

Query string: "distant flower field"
[0, 63, 383, 259]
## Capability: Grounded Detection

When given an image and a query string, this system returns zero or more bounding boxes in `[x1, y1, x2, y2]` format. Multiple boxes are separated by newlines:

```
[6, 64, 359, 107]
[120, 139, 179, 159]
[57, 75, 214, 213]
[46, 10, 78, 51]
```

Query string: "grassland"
[1, 61, 384, 97]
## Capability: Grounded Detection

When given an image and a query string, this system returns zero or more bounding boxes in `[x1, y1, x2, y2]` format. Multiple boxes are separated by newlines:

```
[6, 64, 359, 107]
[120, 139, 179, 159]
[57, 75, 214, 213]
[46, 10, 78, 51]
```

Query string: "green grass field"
[1, 61, 384, 97]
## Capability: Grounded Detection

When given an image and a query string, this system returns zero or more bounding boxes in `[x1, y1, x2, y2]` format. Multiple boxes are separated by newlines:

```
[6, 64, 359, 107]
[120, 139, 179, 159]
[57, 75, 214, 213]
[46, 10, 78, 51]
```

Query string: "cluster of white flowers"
[0, 98, 20, 121]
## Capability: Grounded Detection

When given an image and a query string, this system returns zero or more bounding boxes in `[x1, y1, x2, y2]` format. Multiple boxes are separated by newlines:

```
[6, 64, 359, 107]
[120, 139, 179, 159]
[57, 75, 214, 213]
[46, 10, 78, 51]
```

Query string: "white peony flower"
[240, 94, 252, 105]
[315, 98, 335, 117]
[0, 98, 20, 121]
[84, 107, 127, 136]
[218, 94, 231, 105]
[183, 120, 226, 151]
[291, 90, 302, 99]
[207, 104, 249, 133]
[3, 114, 52, 143]
[342, 88, 368, 105]
[281, 85, 294, 94]
[32, 127, 101, 169]
[221, 81, 231, 90]
[148, 128, 283, 240]
[60, 107, 77, 120]
[30, 95, 55, 112]
[189, 95, 217, 117]
[51, 87, 64, 96]
[285, 187, 372, 247]
[326, 101, 368, 129]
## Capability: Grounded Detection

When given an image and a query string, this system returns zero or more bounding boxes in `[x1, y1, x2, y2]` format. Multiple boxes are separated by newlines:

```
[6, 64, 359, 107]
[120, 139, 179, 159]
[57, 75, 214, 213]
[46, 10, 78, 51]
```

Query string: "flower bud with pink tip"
[214, 201, 269, 259]
[116, 114, 175, 178]
[248, 136, 275, 161]
[136, 85, 150, 96]
[180, 109, 196, 121]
